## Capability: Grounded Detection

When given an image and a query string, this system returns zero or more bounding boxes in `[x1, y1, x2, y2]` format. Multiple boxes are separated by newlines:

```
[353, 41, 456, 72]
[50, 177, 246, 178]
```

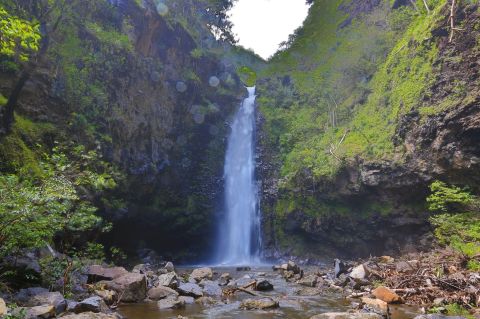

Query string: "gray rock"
[256, 279, 274, 291]
[334, 259, 348, 278]
[395, 261, 415, 273]
[349, 265, 369, 280]
[157, 272, 178, 288]
[190, 267, 213, 282]
[74, 296, 109, 314]
[102, 272, 147, 302]
[14, 305, 56, 319]
[16, 289, 66, 314]
[239, 297, 279, 310]
[287, 261, 301, 274]
[164, 262, 175, 272]
[178, 296, 195, 304]
[297, 275, 318, 287]
[147, 286, 178, 300]
[200, 281, 222, 296]
[219, 273, 231, 286]
[86, 265, 128, 283]
[61, 312, 122, 319]
[157, 297, 185, 309]
[177, 283, 203, 298]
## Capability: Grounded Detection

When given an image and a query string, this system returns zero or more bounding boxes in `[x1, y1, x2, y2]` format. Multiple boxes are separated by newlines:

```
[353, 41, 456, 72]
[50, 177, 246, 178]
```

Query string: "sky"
[228, 0, 310, 60]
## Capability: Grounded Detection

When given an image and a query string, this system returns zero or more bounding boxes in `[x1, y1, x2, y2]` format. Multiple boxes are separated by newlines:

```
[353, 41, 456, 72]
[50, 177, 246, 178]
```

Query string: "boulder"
[86, 265, 128, 283]
[60, 312, 122, 319]
[94, 289, 117, 305]
[147, 286, 178, 300]
[334, 259, 348, 278]
[219, 273, 231, 286]
[361, 297, 388, 315]
[256, 279, 274, 291]
[164, 262, 175, 272]
[196, 296, 217, 306]
[295, 287, 322, 296]
[17, 305, 56, 319]
[395, 261, 416, 273]
[16, 289, 66, 314]
[372, 286, 402, 303]
[287, 261, 301, 274]
[0, 298, 7, 316]
[310, 313, 383, 319]
[132, 264, 151, 274]
[178, 296, 195, 304]
[240, 297, 279, 310]
[200, 281, 222, 297]
[349, 265, 369, 280]
[177, 283, 203, 298]
[157, 297, 185, 309]
[73, 296, 109, 314]
[157, 272, 179, 288]
[190, 267, 213, 282]
[297, 275, 318, 287]
[102, 273, 147, 302]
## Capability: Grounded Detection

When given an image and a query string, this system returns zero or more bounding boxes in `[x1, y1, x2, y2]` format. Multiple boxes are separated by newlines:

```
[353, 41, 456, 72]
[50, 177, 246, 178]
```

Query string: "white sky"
[228, 0, 310, 60]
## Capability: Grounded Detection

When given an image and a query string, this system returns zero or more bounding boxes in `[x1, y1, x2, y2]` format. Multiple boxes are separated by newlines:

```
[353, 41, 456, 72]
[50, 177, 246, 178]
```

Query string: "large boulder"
[177, 283, 203, 298]
[372, 286, 402, 303]
[0, 298, 7, 316]
[86, 265, 128, 283]
[310, 313, 383, 319]
[73, 296, 109, 314]
[102, 273, 147, 302]
[240, 298, 279, 310]
[190, 267, 213, 282]
[287, 261, 301, 274]
[200, 281, 222, 297]
[157, 272, 179, 288]
[15, 288, 66, 314]
[164, 262, 175, 273]
[147, 286, 178, 300]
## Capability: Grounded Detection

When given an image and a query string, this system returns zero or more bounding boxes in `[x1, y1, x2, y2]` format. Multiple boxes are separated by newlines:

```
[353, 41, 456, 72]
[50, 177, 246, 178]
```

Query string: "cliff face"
[256, 0, 480, 260]
[0, 0, 251, 260]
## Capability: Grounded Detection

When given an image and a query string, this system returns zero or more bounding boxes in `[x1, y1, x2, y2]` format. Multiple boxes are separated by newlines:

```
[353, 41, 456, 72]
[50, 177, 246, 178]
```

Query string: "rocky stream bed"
[0, 248, 478, 319]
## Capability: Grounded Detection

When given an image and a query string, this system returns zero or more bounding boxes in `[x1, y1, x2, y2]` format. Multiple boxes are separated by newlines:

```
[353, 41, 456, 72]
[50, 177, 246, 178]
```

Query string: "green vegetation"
[238, 66, 257, 86]
[427, 181, 480, 270]
[0, 6, 41, 61]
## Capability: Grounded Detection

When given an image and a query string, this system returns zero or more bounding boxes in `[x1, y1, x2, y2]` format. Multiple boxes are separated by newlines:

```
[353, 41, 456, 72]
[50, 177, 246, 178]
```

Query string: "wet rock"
[177, 283, 203, 298]
[349, 265, 369, 280]
[61, 312, 122, 319]
[239, 297, 279, 310]
[0, 298, 7, 316]
[295, 287, 322, 296]
[86, 265, 128, 283]
[297, 274, 318, 287]
[236, 266, 251, 271]
[94, 290, 117, 305]
[200, 281, 222, 296]
[310, 313, 384, 319]
[178, 296, 195, 304]
[372, 286, 402, 303]
[334, 259, 348, 278]
[196, 296, 217, 306]
[219, 273, 231, 286]
[158, 272, 179, 288]
[361, 297, 388, 315]
[256, 279, 274, 291]
[102, 273, 147, 302]
[164, 262, 175, 272]
[190, 267, 213, 282]
[157, 297, 185, 309]
[287, 261, 301, 274]
[73, 296, 109, 314]
[147, 286, 178, 300]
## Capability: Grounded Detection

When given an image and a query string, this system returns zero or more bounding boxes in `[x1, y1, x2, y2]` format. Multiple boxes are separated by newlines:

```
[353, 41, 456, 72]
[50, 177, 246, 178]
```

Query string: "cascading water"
[218, 87, 261, 265]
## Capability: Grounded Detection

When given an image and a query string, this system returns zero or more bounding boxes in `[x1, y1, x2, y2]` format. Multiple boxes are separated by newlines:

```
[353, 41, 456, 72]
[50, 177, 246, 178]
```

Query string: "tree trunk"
[2, 70, 31, 134]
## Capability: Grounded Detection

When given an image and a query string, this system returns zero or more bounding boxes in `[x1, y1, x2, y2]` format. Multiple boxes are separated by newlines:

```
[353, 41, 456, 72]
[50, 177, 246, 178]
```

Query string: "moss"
[0, 93, 7, 106]
[0, 116, 55, 177]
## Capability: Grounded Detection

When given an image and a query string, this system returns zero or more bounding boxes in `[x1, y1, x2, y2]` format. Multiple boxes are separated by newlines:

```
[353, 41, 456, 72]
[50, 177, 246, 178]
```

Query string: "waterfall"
[218, 87, 261, 265]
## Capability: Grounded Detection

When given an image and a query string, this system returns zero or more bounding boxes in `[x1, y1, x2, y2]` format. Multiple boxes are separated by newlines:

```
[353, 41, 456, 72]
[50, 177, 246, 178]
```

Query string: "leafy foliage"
[0, 6, 41, 61]
[427, 181, 480, 268]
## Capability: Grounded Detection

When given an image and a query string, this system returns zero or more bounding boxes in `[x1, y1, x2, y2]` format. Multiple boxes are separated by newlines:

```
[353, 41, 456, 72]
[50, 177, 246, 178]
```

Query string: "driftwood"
[222, 281, 259, 297]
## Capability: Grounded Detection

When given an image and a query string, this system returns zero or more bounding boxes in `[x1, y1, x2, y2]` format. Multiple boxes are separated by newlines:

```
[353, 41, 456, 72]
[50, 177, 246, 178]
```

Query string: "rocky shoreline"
[0, 248, 478, 319]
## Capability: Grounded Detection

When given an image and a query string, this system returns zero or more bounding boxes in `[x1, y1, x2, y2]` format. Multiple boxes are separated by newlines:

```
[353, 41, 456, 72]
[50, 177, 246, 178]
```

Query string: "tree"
[204, 0, 237, 43]
[0, 0, 71, 134]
